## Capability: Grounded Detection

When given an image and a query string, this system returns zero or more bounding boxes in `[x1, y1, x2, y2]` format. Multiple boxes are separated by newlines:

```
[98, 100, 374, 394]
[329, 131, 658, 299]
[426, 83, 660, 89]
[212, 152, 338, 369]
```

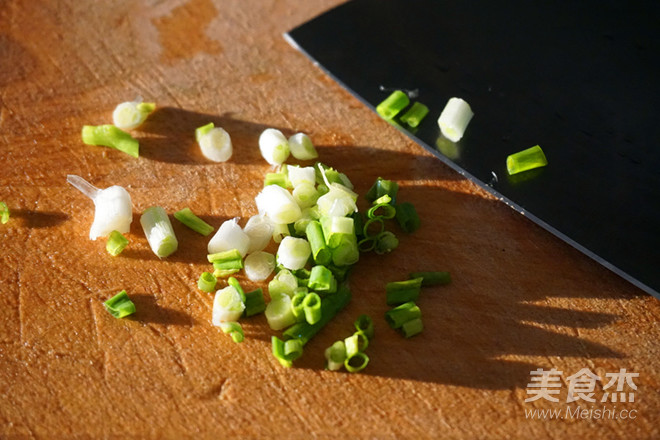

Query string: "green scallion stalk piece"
[208, 249, 244, 269]
[81, 125, 139, 158]
[271, 336, 303, 368]
[384, 301, 421, 329]
[401, 317, 423, 338]
[174, 207, 214, 236]
[327, 264, 353, 283]
[376, 90, 410, 119]
[395, 202, 420, 233]
[367, 203, 396, 220]
[282, 285, 351, 345]
[386, 277, 424, 306]
[366, 177, 399, 203]
[351, 211, 365, 240]
[219, 321, 244, 343]
[264, 172, 290, 188]
[363, 217, 385, 238]
[358, 237, 376, 252]
[331, 234, 360, 266]
[0, 202, 9, 224]
[314, 163, 354, 189]
[305, 221, 331, 265]
[320, 215, 355, 249]
[302, 292, 322, 325]
[227, 277, 246, 303]
[374, 231, 399, 254]
[106, 230, 129, 256]
[213, 268, 240, 278]
[197, 272, 217, 293]
[400, 101, 429, 128]
[140, 206, 178, 258]
[409, 271, 451, 286]
[292, 268, 311, 287]
[243, 288, 266, 317]
[344, 331, 369, 356]
[506, 145, 548, 175]
[103, 290, 136, 318]
[354, 314, 374, 340]
[291, 291, 307, 321]
[324, 340, 347, 371]
[344, 352, 369, 373]
[308, 265, 337, 294]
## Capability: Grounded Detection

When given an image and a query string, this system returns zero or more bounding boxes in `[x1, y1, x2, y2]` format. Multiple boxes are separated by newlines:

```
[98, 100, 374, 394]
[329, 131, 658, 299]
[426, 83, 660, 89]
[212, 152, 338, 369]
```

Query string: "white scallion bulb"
[207, 218, 250, 256]
[287, 165, 316, 188]
[288, 133, 318, 160]
[277, 236, 311, 270]
[112, 101, 155, 130]
[212, 286, 245, 325]
[244, 251, 276, 281]
[198, 126, 233, 162]
[438, 97, 474, 142]
[259, 128, 290, 165]
[255, 184, 302, 225]
[244, 214, 274, 254]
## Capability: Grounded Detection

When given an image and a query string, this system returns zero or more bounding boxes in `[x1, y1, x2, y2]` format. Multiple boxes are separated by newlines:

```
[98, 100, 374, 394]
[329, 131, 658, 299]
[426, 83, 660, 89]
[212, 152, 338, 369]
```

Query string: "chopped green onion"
[399, 101, 429, 128]
[308, 265, 337, 294]
[81, 125, 139, 158]
[506, 145, 548, 175]
[367, 202, 396, 220]
[174, 207, 214, 236]
[358, 237, 376, 252]
[376, 90, 410, 119]
[344, 352, 369, 373]
[244, 251, 276, 282]
[208, 248, 244, 272]
[351, 211, 365, 240]
[0, 202, 9, 224]
[212, 285, 245, 325]
[366, 177, 399, 203]
[213, 268, 240, 278]
[324, 340, 347, 371]
[386, 277, 423, 306]
[316, 185, 358, 218]
[219, 321, 244, 343]
[282, 285, 351, 345]
[112, 101, 155, 130]
[438, 97, 474, 142]
[196, 123, 233, 162]
[292, 269, 311, 287]
[288, 133, 318, 160]
[244, 288, 267, 317]
[321, 215, 354, 248]
[197, 272, 217, 292]
[287, 165, 316, 187]
[315, 163, 354, 189]
[384, 301, 421, 329]
[66, 175, 133, 240]
[401, 317, 423, 338]
[292, 182, 320, 209]
[374, 231, 399, 254]
[302, 292, 322, 325]
[244, 215, 274, 254]
[271, 336, 303, 368]
[291, 291, 307, 321]
[363, 217, 385, 238]
[140, 206, 178, 258]
[208, 218, 249, 256]
[277, 236, 311, 270]
[227, 277, 246, 303]
[409, 271, 451, 286]
[305, 221, 331, 265]
[354, 314, 374, 340]
[395, 202, 420, 233]
[259, 128, 290, 165]
[255, 184, 302, 225]
[331, 234, 360, 266]
[265, 293, 296, 330]
[103, 290, 136, 318]
[344, 331, 368, 356]
[271, 268, 299, 296]
[264, 172, 290, 188]
[106, 230, 129, 256]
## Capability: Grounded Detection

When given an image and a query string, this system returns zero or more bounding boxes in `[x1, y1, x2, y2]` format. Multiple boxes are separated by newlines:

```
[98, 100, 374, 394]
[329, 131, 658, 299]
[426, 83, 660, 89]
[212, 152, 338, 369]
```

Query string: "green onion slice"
[219, 321, 244, 343]
[197, 272, 217, 293]
[344, 352, 369, 373]
[506, 145, 548, 175]
[106, 230, 129, 256]
[384, 301, 421, 329]
[305, 221, 331, 266]
[308, 265, 337, 294]
[376, 90, 410, 119]
[366, 177, 399, 204]
[363, 217, 385, 238]
[140, 206, 178, 258]
[401, 317, 423, 338]
[81, 125, 139, 158]
[243, 288, 267, 317]
[325, 340, 347, 371]
[302, 292, 322, 325]
[374, 231, 399, 255]
[0, 202, 9, 224]
[174, 207, 214, 236]
[103, 290, 136, 319]
[395, 202, 420, 233]
[227, 277, 246, 303]
[386, 277, 424, 306]
[400, 101, 429, 128]
[354, 314, 374, 340]
[409, 271, 451, 286]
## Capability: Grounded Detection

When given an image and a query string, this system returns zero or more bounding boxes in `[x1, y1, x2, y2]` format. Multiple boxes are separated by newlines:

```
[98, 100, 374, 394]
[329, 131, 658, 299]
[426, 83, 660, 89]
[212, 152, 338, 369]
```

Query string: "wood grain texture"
[0, 0, 658, 438]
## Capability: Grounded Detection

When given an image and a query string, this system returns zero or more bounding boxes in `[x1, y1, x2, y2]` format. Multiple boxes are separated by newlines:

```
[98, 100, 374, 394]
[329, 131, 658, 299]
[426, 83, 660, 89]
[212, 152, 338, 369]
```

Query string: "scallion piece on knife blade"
[103, 290, 136, 319]
[140, 206, 178, 258]
[365, 177, 399, 203]
[197, 272, 217, 293]
[112, 101, 155, 130]
[354, 314, 374, 340]
[302, 292, 322, 325]
[219, 321, 244, 343]
[81, 125, 139, 158]
[67, 175, 133, 240]
[399, 101, 429, 128]
[506, 145, 548, 175]
[324, 340, 347, 371]
[106, 230, 129, 256]
[212, 285, 245, 325]
[208, 218, 250, 256]
[243, 251, 276, 282]
[395, 202, 420, 233]
[409, 271, 451, 286]
[174, 207, 214, 236]
[276, 236, 312, 271]
[259, 128, 290, 165]
[384, 301, 421, 329]
[438, 97, 474, 142]
[376, 90, 410, 119]
[386, 278, 424, 306]
[288, 133, 318, 160]
[0, 202, 9, 224]
[243, 288, 267, 317]
[401, 317, 423, 338]
[196, 123, 233, 163]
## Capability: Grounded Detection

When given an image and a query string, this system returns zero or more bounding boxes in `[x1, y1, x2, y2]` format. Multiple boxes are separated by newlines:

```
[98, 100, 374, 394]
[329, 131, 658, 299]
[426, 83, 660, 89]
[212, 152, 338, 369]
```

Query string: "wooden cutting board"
[0, 0, 658, 438]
